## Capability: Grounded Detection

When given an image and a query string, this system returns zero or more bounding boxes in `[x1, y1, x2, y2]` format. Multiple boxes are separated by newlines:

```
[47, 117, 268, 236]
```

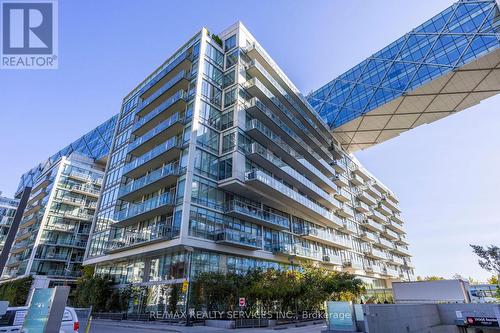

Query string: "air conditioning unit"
[323, 255, 330, 262]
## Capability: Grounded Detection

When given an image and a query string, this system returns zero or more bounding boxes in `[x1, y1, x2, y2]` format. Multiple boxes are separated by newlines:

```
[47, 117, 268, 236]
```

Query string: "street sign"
[466, 316, 499, 328]
[239, 297, 246, 307]
[182, 281, 189, 293]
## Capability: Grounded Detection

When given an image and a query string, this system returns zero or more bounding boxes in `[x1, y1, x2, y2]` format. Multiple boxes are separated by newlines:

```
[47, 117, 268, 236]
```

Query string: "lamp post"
[184, 246, 194, 326]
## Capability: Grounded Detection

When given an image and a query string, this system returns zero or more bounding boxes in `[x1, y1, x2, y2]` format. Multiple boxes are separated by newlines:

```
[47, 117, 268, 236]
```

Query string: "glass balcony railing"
[59, 183, 100, 196]
[298, 227, 350, 248]
[244, 43, 331, 143]
[136, 70, 189, 113]
[123, 136, 181, 175]
[114, 192, 174, 223]
[244, 142, 335, 205]
[225, 199, 289, 229]
[119, 162, 182, 199]
[45, 270, 81, 277]
[379, 237, 394, 249]
[138, 50, 192, 96]
[108, 223, 174, 252]
[213, 228, 262, 249]
[128, 112, 184, 152]
[132, 91, 186, 132]
[49, 210, 94, 221]
[245, 170, 340, 227]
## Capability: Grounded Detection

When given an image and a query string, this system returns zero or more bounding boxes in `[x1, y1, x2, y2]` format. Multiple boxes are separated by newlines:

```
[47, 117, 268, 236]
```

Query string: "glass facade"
[83, 23, 413, 314]
[308, 0, 500, 129]
[15, 116, 117, 197]
[0, 194, 19, 253]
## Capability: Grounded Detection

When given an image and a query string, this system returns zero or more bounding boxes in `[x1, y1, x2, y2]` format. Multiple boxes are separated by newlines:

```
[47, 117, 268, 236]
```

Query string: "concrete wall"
[363, 304, 441, 332]
[361, 303, 500, 333]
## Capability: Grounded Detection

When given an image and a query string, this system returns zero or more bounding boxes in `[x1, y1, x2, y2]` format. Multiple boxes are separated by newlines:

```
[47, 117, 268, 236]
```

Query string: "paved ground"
[88, 319, 327, 333]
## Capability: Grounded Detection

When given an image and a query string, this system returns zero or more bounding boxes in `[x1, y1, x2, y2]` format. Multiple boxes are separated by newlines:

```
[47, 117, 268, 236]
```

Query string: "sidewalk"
[90, 319, 327, 333]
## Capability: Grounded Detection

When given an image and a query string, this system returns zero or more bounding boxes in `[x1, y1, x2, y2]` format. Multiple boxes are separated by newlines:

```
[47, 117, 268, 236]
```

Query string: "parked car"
[0, 306, 79, 333]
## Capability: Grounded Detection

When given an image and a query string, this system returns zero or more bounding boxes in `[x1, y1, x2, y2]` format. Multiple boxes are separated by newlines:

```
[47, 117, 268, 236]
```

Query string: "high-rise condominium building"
[3, 153, 104, 283]
[84, 22, 413, 312]
[0, 193, 19, 254]
[1, 116, 116, 285]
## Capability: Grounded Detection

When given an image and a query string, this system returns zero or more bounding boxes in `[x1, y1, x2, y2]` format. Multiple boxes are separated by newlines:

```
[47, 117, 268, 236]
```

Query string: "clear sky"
[0, 0, 498, 281]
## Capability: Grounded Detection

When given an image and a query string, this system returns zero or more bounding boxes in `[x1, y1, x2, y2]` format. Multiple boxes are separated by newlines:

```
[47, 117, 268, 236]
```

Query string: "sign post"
[324, 301, 360, 332]
[239, 297, 246, 308]
[21, 286, 69, 333]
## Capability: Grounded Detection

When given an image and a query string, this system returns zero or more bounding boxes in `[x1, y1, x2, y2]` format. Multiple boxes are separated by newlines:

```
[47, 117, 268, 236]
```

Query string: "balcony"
[396, 234, 409, 245]
[41, 238, 87, 249]
[114, 192, 175, 227]
[363, 247, 387, 259]
[293, 246, 323, 261]
[368, 209, 386, 224]
[107, 224, 174, 253]
[60, 184, 100, 197]
[378, 237, 394, 249]
[392, 213, 404, 225]
[28, 187, 47, 203]
[213, 229, 262, 250]
[352, 167, 371, 181]
[322, 254, 343, 266]
[362, 219, 384, 233]
[244, 43, 331, 146]
[44, 270, 81, 278]
[341, 219, 358, 235]
[225, 200, 289, 230]
[333, 173, 349, 188]
[136, 70, 190, 117]
[365, 264, 383, 274]
[381, 227, 399, 240]
[372, 182, 389, 196]
[334, 187, 351, 203]
[50, 210, 94, 222]
[128, 112, 186, 156]
[67, 170, 102, 185]
[360, 231, 379, 243]
[384, 267, 400, 277]
[32, 174, 51, 192]
[35, 253, 70, 262]
[364, 183, 383, 199]
[245, 170, 341, 228]
[386, 219, 405, 234]
[118, 162, 182, 202]
[298, 227, 351, 249]
[375, 203, 392, 217]
[132, 90, 187, 137]
[380, 197, 400, 213]
[138, 50, 193, 100]
[355, 189, 377, 206]
[342, 260, 364, 270]
[336, 204, 354, 219]
[244, 143, 338, 210]
[350, 173, 364, 186]
[122, 136, 183, 178]
[354, 201, 371, 213]
[387, 254, 404, 266]
[393, 244, 411, 256]
[330, 160, 347, 174]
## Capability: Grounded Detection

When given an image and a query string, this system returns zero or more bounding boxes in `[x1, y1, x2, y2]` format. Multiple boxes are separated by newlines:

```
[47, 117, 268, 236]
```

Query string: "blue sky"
[0, 0, 498, 281]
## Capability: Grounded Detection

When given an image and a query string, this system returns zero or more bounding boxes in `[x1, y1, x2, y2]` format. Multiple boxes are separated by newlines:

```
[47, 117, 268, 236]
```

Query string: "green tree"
[471, 244, 500, 281]
[72, 269, 114, 312]
[416, 276, 445, 281]
[0, 276, 33, 306]
[487, 275, 498, 285]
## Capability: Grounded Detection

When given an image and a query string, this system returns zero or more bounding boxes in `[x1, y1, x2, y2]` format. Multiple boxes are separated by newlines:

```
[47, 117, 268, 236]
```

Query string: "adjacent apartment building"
[0, 193, 19, 254]
[83, 22, 413, 312]
[1, 116, 117, 286]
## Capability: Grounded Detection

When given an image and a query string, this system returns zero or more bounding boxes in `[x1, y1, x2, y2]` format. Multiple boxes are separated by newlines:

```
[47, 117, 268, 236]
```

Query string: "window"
[225, 35, 236, 51]
[193, 149, 218, 180]
[201, 80, 222, 107]
[222, 131, 236, 154]
[205, 43, 224, 67]
[219, 157, 232, 180]
[196, 124, 219, 153]
[223, 70, 235, 88]
[203, 61, 223, 86]
[225, 49, 239, 69]
[224, 88, 237, 107]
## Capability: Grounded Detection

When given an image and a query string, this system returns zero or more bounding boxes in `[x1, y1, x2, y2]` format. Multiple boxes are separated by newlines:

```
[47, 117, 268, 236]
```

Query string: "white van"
[0, 306, 79, 333]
